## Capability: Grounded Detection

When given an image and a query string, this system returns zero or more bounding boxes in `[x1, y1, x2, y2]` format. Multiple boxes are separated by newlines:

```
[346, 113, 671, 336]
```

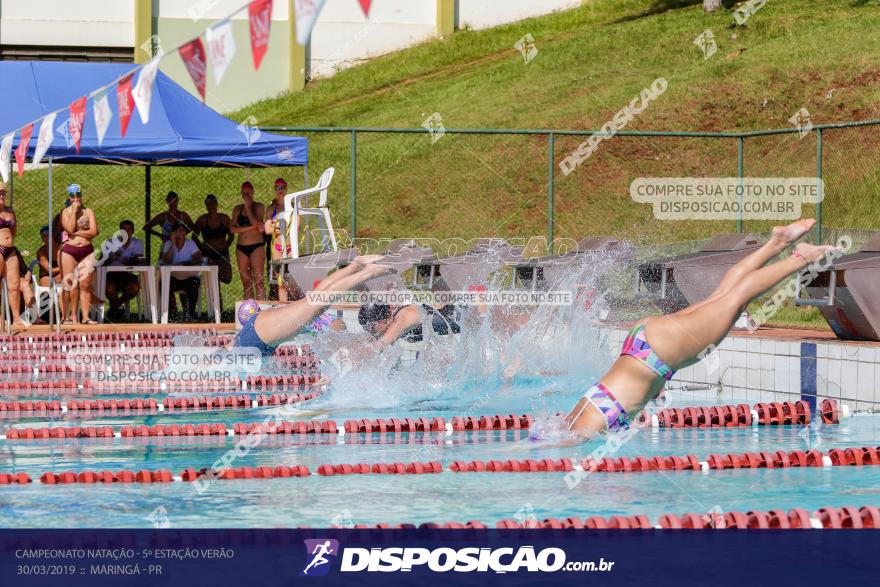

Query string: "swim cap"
[358, 304, 391, 327]
[67, 184, 82, 196]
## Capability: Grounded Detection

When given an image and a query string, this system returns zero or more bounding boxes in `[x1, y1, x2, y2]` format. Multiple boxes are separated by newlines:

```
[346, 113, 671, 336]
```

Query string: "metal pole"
[145, 165, 152, 261]
[350, 129, 357, 241]
[816, 129, 823, 244]
[547, 132, 555, 253]
[737, 136, 744, 233]
[48, 158, 59, 334]
[302, 164, 310, 253]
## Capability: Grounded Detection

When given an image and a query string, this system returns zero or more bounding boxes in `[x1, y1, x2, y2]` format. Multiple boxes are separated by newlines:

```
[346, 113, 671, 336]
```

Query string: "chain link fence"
[6, 121, 879, 322]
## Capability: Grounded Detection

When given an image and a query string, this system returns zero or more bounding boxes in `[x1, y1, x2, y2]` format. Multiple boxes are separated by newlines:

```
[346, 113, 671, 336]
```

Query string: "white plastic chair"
[282, 167, 339, 258]
[29, 260, 62, 326]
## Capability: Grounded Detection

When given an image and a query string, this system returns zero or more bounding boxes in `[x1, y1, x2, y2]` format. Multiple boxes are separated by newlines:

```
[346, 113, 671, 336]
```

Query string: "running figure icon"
[301, 539, 339, 576]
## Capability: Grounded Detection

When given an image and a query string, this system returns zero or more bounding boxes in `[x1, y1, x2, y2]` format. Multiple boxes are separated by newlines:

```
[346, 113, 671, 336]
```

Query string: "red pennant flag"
[248, 0, 273, 70]
[14, 124, 33, 178]
[358, 0, 371, 17]
[117, 73, 134, 137]
[179, 38, 208, 101]
[69, 96, 87, 154]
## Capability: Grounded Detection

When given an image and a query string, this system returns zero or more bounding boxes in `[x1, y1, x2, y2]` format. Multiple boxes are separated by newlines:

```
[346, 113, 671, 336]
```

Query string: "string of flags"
[0, 0, 374, 183]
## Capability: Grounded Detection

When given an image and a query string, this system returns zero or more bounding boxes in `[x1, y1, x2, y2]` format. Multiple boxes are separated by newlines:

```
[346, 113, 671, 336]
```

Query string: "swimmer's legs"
[647, 243, 836, 367]
[566, 242, 838, 439]
[675, 219, 817, 316]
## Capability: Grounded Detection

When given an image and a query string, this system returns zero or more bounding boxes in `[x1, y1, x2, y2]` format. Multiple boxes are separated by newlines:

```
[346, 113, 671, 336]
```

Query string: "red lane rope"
[644, 399, 841, 427]
[4, 444, 878, 483]
[0, 398, 846, 437]
[328, 506, 880, 529]
[0, 375, 323, 397]
[0, 392, 322, 418]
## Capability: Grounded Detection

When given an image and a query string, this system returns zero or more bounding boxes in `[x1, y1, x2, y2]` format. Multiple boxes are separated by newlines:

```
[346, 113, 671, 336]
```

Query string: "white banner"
[93, 89, 113, 147]
[293, 0, 326, 46]
[206, 19, 237, 86]
[132, 58, 161, 124]
[33, 112, 57, 166]
[0, 134, 12, 183]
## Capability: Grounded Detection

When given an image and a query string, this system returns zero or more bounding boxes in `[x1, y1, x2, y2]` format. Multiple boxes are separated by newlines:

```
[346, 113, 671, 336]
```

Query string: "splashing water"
[302, 245, 636, 419]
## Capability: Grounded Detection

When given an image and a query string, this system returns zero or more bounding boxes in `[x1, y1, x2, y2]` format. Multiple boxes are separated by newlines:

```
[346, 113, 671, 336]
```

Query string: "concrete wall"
[155, 0, 291, 114]
[457, 0, 580, 31]
[0, 0, 133, 47]
[0, 0, 585, 111]
[309, 0, 435, 78]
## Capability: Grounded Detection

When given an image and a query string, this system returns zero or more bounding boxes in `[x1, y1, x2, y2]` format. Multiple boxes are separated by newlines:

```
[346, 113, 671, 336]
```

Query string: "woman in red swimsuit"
[0, 182, 23, 324]
[60, 184, 100, 324]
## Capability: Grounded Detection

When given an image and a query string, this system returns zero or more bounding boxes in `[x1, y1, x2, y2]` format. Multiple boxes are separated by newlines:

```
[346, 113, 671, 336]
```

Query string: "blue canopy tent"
[0, 61, 307, 167]
[0, 61, 309, 330]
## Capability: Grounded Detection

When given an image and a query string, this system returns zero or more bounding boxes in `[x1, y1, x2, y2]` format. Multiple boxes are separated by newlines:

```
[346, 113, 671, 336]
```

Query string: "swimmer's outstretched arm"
[252, 256, 393, 348]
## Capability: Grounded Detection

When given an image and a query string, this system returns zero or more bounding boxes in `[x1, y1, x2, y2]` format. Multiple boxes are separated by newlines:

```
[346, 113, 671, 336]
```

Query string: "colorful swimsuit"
[620, 323, 676, 381]
[575, 323, 676, 433]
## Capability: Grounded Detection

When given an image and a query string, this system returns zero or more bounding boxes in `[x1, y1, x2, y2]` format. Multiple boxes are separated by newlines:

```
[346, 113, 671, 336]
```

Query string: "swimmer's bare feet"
[771, 219, 816, 246]
[793, 242, 838, 266]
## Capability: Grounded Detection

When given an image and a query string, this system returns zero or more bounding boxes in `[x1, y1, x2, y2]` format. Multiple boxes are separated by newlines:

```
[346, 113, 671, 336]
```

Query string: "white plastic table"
[159, 265, 221, 324]
[96, 265, 159, 324]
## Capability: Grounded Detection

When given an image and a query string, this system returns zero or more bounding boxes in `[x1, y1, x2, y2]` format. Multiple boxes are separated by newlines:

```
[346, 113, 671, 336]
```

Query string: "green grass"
[9, 0, 880, 326]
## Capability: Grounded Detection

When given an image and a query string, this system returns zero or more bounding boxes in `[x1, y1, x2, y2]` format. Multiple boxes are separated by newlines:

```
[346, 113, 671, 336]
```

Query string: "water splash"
[304, 245, 636, 418]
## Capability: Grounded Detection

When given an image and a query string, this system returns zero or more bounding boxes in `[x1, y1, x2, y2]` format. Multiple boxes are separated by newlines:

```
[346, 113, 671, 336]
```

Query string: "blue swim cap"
[67, 184, 82, 196]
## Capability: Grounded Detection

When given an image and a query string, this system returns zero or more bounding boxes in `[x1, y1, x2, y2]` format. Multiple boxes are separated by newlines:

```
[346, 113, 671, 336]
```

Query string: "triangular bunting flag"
[0, 134, 13, 183]
[132, 58, 160, 124]
[93, 89, 113, 147]
[179, 38, 208, 100]
[206, 20, 236, 86]
[55, 116, 73, 149]
[358, 0, 371, 17]
[15, 124, 33, 178]
[69, 96, 87, 154]
[117, 74, 134, 137]
[248, 0, 273, 70]
[292, 0, 326, 46]
[33, 112, 56, 166]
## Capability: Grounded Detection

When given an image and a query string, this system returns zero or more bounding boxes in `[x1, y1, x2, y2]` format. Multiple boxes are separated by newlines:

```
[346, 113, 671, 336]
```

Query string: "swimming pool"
[0, 332, 877, 529]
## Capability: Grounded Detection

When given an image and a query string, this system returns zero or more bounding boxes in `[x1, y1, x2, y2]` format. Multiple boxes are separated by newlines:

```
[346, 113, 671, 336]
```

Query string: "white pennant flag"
[293, 0, 326, 46]
[93, 89, 114, 147]
[132, 58, 160, 124]
[33, 111, 57, 166]
[0, 134, 12, 183]
[206, 20, 236, 86]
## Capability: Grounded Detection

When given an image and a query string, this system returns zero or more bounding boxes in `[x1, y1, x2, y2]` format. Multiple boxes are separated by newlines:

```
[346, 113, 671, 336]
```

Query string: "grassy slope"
[10, 0, 880, 325]
[234, 0, 880, 245]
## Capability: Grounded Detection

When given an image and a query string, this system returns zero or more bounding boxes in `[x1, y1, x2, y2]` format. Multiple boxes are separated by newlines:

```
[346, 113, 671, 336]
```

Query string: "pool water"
[1, 380, 878, 528]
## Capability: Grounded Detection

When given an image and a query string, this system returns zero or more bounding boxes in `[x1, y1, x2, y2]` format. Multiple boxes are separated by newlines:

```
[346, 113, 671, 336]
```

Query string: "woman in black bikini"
[193, 194, 233, 285]
[60, 184, 99, 324]
[231, 181, 266, 300]
[0, 182, 23, 324]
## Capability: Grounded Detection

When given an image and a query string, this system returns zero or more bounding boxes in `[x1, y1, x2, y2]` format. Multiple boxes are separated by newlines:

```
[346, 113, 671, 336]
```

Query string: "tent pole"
[145, 165, 152, 261]
[48, 157, 60, 334]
